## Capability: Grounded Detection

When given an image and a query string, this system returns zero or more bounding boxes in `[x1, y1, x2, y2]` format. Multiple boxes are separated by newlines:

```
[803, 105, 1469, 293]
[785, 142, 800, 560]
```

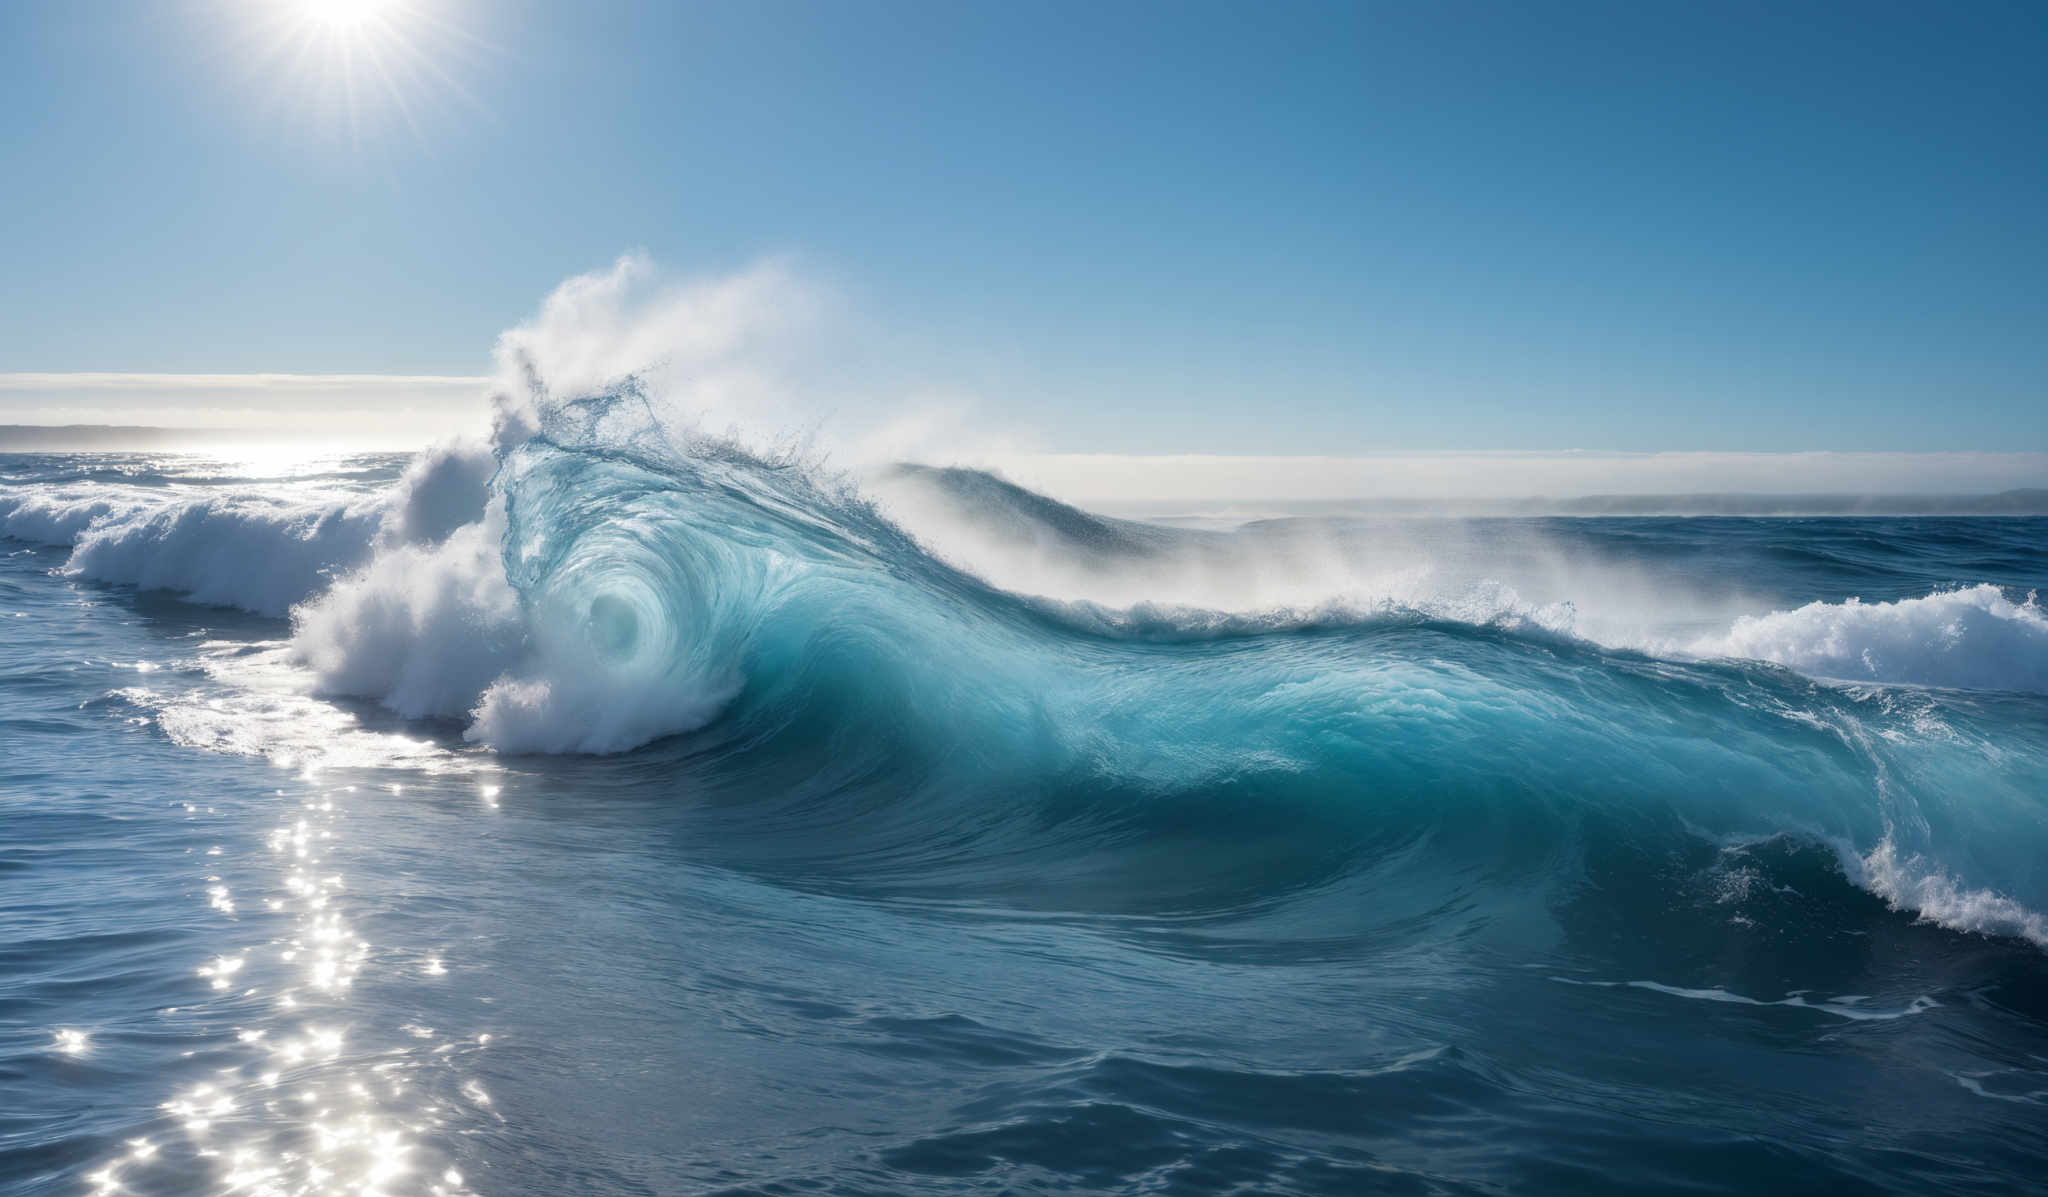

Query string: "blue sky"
[1, 0, 2043, 454]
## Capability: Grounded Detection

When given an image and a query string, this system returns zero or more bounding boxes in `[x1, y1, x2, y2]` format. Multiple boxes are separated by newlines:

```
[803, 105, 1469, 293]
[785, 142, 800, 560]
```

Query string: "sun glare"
[232, 0, 480, 150]
[301, 0, 398, 31]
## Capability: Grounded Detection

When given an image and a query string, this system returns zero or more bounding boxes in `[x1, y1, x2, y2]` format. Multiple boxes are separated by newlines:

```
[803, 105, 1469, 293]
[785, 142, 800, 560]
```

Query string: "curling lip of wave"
[1854, 837, 2048, 948]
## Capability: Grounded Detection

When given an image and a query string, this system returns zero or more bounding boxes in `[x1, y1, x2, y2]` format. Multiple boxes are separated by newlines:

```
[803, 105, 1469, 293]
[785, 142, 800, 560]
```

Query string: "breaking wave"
[1689, 585, 2048, 693]
[3, 392, 2046, 953]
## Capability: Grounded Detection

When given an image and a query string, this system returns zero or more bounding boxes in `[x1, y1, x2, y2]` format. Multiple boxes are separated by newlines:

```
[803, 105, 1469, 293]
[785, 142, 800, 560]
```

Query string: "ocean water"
[4, 399, 2048, 1195]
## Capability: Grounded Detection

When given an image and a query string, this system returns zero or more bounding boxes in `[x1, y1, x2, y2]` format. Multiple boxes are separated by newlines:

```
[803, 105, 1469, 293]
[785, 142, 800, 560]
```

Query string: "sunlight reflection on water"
[86, 772, 497, 1197]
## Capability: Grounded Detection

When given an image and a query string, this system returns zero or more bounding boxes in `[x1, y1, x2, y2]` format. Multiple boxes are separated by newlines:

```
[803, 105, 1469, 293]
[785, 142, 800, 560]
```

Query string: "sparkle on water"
[78, 769, 502, 1197]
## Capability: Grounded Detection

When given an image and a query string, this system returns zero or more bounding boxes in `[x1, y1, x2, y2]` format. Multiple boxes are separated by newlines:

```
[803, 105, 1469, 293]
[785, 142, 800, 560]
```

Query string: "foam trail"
[1550, 977, 1940, 1022]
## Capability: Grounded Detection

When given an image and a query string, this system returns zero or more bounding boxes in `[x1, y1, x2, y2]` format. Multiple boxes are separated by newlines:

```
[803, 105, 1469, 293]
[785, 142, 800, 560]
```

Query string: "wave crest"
[1690, 585, 2048, 694]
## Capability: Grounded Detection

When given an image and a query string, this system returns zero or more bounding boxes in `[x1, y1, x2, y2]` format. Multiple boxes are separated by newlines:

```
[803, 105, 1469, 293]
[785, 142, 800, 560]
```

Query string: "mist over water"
[4, 266, 2048, 1195]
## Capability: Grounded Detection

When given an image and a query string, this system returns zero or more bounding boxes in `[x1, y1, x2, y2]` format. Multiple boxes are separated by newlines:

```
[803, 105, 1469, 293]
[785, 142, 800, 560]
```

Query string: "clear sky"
[1, 0, 2043, 455]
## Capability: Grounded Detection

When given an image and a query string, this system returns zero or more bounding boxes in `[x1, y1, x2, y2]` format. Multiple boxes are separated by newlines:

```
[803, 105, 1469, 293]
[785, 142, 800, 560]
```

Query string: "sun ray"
[224, 0, 486, 154]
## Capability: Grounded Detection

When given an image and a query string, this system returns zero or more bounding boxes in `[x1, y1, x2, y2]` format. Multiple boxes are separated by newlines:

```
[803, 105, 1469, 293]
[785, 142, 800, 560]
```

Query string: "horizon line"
[0, 372, 491, 390]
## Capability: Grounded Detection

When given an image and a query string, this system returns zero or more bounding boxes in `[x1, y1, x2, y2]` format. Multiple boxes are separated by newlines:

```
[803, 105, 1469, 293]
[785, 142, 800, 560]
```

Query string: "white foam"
[1689, 585, 2048, 694]
[468, 667, 739, 756]
[0, 438, 498, 620]
[64, 495, 385, 617]
[0, 489, 149, 544]
[287, 480, 743, 754]
[290, 512, 521, 721]
[463, 561, 743, 755]
[376, 440, 495, 548]
[1851, 837, 2048, 948]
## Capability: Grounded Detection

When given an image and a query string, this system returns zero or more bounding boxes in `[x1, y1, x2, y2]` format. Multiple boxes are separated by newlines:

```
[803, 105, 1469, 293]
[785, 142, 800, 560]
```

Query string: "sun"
[228, 0, 480, 150]
[300, 0, 400, 31]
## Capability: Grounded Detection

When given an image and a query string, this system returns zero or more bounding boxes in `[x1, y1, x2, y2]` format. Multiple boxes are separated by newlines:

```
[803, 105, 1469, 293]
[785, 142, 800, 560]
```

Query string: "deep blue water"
[4, 422, 2048, 1194]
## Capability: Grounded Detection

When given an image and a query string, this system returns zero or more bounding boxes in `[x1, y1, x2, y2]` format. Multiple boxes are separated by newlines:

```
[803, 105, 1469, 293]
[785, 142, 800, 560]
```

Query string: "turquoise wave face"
[471, 395, 2048, 950]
